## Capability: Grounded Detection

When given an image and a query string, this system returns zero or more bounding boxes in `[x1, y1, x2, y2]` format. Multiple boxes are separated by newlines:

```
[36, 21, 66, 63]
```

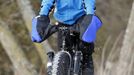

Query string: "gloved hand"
[80, 14, 102, 43]
[80, 14, 93, 40]
[31, 15, 58, 43]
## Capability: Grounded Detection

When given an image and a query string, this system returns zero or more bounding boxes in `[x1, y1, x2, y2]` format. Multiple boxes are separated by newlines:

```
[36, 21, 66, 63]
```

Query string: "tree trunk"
[116, 2, 134, 75]
[0, 20, 38, 75]
[16, 0, 54, 64]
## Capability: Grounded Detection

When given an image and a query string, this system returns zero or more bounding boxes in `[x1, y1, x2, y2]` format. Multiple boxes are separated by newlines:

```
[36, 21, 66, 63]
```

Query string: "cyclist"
[31, 0, 102, 75]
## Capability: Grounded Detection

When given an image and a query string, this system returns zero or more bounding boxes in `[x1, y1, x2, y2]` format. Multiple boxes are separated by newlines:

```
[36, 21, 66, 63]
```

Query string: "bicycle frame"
[58, 25, 83, 75]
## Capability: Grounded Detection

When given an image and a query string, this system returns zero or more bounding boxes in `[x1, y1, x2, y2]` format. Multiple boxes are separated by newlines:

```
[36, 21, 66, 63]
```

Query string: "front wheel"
[51, 51, 71, 75]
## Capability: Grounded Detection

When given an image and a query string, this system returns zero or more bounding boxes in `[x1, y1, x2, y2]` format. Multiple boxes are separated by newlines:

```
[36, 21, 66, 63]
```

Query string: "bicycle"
[46, 23, 85, 75]
[31, 15, 102, 75]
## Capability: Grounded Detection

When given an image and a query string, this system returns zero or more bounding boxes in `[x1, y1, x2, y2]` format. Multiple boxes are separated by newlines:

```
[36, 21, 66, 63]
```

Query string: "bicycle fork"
[73, 51, 82, 75]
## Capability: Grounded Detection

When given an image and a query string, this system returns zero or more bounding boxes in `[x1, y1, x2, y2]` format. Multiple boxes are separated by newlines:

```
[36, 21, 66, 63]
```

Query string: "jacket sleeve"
[84, 0, 96, 15]
[39, 0, 55, 15]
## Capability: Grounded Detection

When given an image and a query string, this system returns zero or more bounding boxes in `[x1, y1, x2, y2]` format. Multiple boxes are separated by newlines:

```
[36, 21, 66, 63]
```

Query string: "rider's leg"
[77, 15, 102, 75]
[47, 52, 54, 74]
[80, 41, 94, 75]
[77, 15, 94, 75]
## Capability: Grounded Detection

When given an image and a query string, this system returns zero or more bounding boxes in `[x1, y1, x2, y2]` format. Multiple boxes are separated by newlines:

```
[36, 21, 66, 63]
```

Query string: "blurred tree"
[16, 0, 54, 65]
[117, 1, 134, 75]
[0, 20, 38, 75]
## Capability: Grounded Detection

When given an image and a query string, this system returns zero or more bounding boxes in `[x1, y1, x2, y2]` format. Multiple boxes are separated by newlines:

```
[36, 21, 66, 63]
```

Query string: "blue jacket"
[39, 0, 96, 25]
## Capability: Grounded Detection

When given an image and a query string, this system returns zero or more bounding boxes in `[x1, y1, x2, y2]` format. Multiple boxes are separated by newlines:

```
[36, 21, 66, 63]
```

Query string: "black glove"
[36, 15, 50, 37]
[80, 14, 93, 40]
[31, 15, 58, 43]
